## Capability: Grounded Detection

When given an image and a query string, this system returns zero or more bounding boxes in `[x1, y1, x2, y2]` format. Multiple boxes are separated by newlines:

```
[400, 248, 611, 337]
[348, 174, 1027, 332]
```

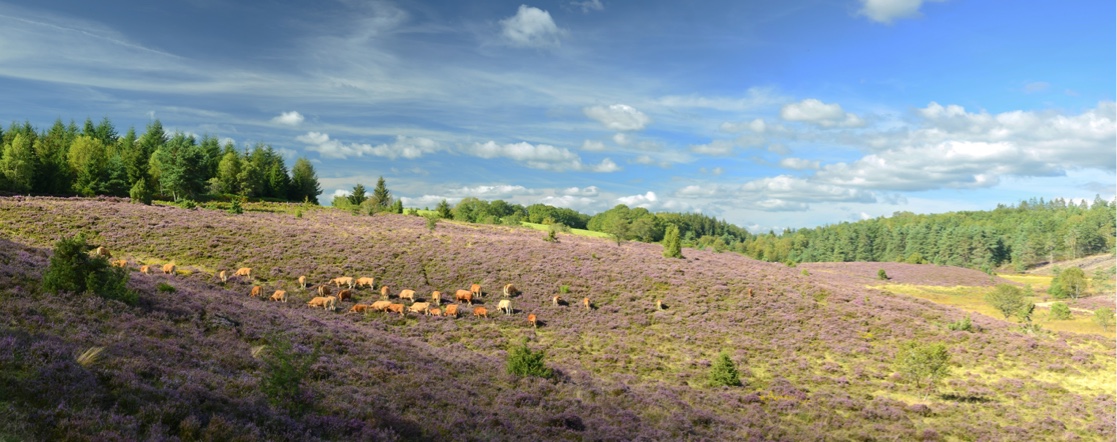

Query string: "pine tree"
[663, 224, 683, 258]
[289, 157, 322, 204]
[436, 199, 453, 219]
[348, 184, 367, 206]
[707, 352, 742, 387]
[372, 176, 391, 211]
[0, 133, 36, 192]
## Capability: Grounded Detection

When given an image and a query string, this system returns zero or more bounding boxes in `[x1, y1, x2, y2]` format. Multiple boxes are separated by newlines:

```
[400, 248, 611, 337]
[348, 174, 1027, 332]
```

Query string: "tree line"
[0, 118, 323, 204]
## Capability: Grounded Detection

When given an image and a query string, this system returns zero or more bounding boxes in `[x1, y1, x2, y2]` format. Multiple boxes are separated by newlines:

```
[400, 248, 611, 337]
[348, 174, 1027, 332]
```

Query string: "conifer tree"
[663, 224, 683, 258]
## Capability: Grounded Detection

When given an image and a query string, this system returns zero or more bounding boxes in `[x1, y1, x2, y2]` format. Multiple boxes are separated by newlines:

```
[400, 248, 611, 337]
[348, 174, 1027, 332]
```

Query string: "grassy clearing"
[520, 222, 612, 239]
[998, 274, 1053, 293]
[875, 283, 1115, 338]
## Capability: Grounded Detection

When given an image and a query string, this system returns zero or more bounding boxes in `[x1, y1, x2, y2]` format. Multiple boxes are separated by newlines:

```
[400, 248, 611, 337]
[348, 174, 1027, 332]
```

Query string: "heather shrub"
[1048, 302, 1072, 320]
[42, 234, 136, 305]
[259, 336, 320, 416]
[507, 340, 552, 379]
[707, 352, 742, 387]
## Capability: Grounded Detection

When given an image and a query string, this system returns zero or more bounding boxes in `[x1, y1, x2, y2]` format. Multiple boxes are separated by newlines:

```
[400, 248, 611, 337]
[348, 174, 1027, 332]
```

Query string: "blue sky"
[1, 0, 1113, 231]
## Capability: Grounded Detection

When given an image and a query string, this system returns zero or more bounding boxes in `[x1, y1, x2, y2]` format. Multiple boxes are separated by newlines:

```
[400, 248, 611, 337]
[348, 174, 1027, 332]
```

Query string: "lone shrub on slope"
[708, 352, 742, 387]
[507, 340, 552, 379]
[42, 234, 136, 305]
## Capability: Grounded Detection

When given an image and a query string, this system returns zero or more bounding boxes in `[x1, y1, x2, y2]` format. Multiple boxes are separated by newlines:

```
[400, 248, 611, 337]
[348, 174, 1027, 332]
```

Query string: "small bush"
[227, 197, 244, 215]
[157, 282, 176, 293]
[877, 269, 890, 280]
[178, 199, 197, 210]
[259, 335, 320, 416]
[507, 340, 553, 379]
[42, 233, 136, 305]
[985, 284, 1027, 320]
[1049, 302, 1072, 320]
[894, 341, 950, 392]
[544, 228, 558, 243]
[1095, 308, 1114, 331]
[800, 269, 810, 276]
[425, 214, 439, 232]
[707, 352, 742, 387]
[947, 316, 974, 332]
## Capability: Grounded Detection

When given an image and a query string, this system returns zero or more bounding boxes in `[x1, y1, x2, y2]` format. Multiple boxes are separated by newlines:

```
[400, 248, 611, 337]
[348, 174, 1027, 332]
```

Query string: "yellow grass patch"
[521, 222, 612, 239]
[998, 274, 1053, 293]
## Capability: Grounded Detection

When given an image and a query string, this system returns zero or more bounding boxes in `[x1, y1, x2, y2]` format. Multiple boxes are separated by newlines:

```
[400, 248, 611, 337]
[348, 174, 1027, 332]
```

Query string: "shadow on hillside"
[940, 393, 995, 404]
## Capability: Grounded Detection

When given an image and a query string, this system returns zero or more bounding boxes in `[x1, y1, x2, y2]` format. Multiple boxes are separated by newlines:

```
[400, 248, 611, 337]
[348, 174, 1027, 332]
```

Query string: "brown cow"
[747, 288, 754, 298]
[162, 263, 176, 275]
[399, 289, 416, 302]
[455, 289, 473, 305]
[656, 299, 665, 310]
[470, 283, 482, 298]
[431, 291, 442, 306]
[234, 267, 252, 278]
[527, 313, 538, 328]
[583, 297, 591, 310]
[270, 290, 288, 302]
[430, 308, 442, 317]
[250, 286, 262, 298]
[356, 277, 375, 289]
[307, 296, 337, 311]
[370, 300, 393, 312]
[408, 302, 432, 315]
[472, 306, 488, 319]
[140, 265, 151, 275]
[387, 303, 405, 316]
[111, 259, 127, 268]
[348, 304, 369, 314]
[318, 285, 331, 297]
[444, 304, 459, 318]
[93, 246, 111, 258]
[218, 270, 228, 283]
[380, 285, 391, 298]
[336, 289, 353, 302]
[298, 275, 307, 289]
[331, 277, 354, 289]
[503, 284, 518, 297]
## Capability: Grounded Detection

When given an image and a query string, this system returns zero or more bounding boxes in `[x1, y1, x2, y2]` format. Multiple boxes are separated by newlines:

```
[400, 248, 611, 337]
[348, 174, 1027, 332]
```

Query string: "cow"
[552, 295, 562, 306]
[408, 302, 432, 315]
[370, 300, 393, 312]
[348, 304, 369, 314]
[356, 277, 375, 289]
[497, 299, 513, 315]
[656, 299, 665, 310]
[380, 285, 391, 298]
[470, 283, 482, 298]
[583, 297, 591, 310]
[527, 313, 538, 328]
[747, 288, 754, 298]
[331, 277, 355, 289]
[250, 286, 262, 298]
[270, 290, 288, 302]
[317, 285, 331, 297]
[93, 246, 111, 258]
[399, 289, 416, 303]
[308, 296, 337, 311]
[218, 270, 228, 283]
[298, 275, 307, 289]
[336, 289, 354, 301]
[430, 308, 442, 317]
[140, 265, 151, 275]
[111, 259, 127, 268]
[431, 291, 442, 306]
[444, 304, 459, 318]
[455, 289, 473, 305]
[387, 303, 405, 316]
[234, 267, 252, 278]
[161, 263, 175, 275]
[503, 284, 518, 297]
[472, 306, 488, 319]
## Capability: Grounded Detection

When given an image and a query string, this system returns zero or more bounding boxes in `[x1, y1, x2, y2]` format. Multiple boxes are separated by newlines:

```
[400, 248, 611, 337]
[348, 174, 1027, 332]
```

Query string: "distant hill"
[0, 197, 1113, 441]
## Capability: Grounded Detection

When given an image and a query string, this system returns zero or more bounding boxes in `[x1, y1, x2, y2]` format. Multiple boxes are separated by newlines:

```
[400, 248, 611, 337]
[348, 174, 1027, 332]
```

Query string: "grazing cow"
[408, 302, 432, 315]
[308, 296, 337, 311]
[430, 308, 442, 317]
[656, 299, 665, 310]
[250, 286, 263, 298]
[331, 277, 355, 289]
[747, 288, 754, 298]
[497, 299, 513, 315]
[444, 304, 459, 318]
[270, 290, 288, 302]
[356, 277, 375, 289]
[140, 265, 151, 275]
[431, 291, 442, 306]
[472, 306, 488, 319]
[380, 286, 391, 298]
[162, 263, 176, 275]
[399, 289, 416, 302]
[583, 297, 591, 310]
[387, 303, 405, 316]
[336, 289, 353, 301]
[317, 285, 331, 297]
[93, 246, 111, 258]
[219, 270, 228, 283]
[503, 284, 518, 297]
[111, 259, 127, 268]
[455, 289, 473, 305]
[527, 313, 538, 328]
[298, 275, 307, 289]
[234, 267, 252, 278]
[349, 304, 369, 314]
[470, 283, 482, 298]
[552, 295, 562, 306]
[370, 300, 393, 312]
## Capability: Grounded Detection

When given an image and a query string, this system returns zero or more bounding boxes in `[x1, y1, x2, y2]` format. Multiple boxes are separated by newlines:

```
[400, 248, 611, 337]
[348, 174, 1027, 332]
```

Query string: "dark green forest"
[0, 118, 322, 204]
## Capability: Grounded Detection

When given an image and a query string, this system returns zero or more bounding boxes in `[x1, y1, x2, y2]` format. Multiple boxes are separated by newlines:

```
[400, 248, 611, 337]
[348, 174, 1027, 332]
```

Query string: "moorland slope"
[0, 197, 1113, 441]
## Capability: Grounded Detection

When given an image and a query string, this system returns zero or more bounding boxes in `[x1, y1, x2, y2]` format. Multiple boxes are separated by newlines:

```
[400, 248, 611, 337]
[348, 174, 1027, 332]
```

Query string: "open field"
[0, 197, 1113, 441]
[520, 221, 613, 239]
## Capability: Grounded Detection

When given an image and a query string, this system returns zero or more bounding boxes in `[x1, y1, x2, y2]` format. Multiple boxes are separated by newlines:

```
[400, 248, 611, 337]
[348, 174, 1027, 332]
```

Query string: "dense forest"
[0, 118, 322, 204]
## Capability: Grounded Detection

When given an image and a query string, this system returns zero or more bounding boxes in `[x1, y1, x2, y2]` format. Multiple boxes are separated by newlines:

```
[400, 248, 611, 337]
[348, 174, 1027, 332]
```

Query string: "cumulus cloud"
[858, 0, 942, 24]
[500, 5, 565, 48]
[581, 140, 606, 151]
[617, 191, 657, 207]
[584, 104, 650, 131]
[465, 141, 620, 172]
[272, 111, 305, 126]
[562, 186, 599, 196]
[780, 99, 864, 127]
[297, 132, 440, 160]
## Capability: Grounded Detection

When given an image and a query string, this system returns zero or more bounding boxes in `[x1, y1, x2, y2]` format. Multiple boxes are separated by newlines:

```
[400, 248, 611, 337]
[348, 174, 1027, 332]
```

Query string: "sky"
[0, 0, 1113, 232]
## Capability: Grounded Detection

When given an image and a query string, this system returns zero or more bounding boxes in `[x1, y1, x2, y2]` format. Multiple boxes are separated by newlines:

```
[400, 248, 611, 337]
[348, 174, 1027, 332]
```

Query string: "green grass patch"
[520, 222, 611, 239]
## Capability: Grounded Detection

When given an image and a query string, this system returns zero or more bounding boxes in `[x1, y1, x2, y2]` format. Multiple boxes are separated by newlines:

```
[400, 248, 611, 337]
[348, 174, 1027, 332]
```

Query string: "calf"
[527, 313, 538, 328]
[430, 308, 442, 317]
[497, 299, 513, 315]
[387, 303, 405, 316]
[370, 300, 393, 312]
[380, 285, 391, 298]
[552, 295, 562, 306]
[455, 289, 473, 305]
[472, 306, 488, 319]
[234, 267, 252, 278]
[336, 289, 353, 301]
[161, 263, 176, 275]
[444, 304, 459, 318]
[298, 275, 307, 289]
[140, 265, 151, 275]
[583, 297, 591, 310]
[250, 286, 262, 298]
[317, 285, 331, 297]
[356, 277, 375, 289]
[93, 246, 111, 258]
[408, 302, 432, 316]
[399, 289, 416, 302]
[470, 283, 482, 298]
[431, 291, 442, 306]
[349, 304, 369, 314]
[270, 290, 287, 302]
[111, 259, 127, 268]
[219, 270, 228, 283]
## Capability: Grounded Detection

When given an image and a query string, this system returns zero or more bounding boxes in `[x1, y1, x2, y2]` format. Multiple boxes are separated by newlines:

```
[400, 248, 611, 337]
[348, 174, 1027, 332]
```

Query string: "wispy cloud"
[272, 111, 305, 126]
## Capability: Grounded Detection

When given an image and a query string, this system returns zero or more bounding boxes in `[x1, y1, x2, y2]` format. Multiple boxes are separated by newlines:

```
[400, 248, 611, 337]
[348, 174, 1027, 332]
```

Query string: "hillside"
[0, 197, 1114, 441]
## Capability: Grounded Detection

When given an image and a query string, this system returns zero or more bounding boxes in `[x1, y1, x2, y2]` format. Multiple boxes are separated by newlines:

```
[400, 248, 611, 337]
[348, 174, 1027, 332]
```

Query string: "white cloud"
[720, 118, 769, 133]
[780, 99, 864, 127]
[297, 132, 441, 160]
[858, 0, 942, 24]
[617, 191, 657, 207]
[612, 133, 630, 145]
[562, 186, 599, 196]
[584, 104, 650, 131]
[656, 87, 784, 112]
[570, 0, 604, 13]
[779, 157, 820, 170]
[689, 139, 737, 156]
[500, 5, 565, 48]
[592, 158, 621, 172]
[272, 111, 305, 126]
[449, 184, 537, 198]
[581, 140, 606, 151]
[465, 141, 620, 172]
